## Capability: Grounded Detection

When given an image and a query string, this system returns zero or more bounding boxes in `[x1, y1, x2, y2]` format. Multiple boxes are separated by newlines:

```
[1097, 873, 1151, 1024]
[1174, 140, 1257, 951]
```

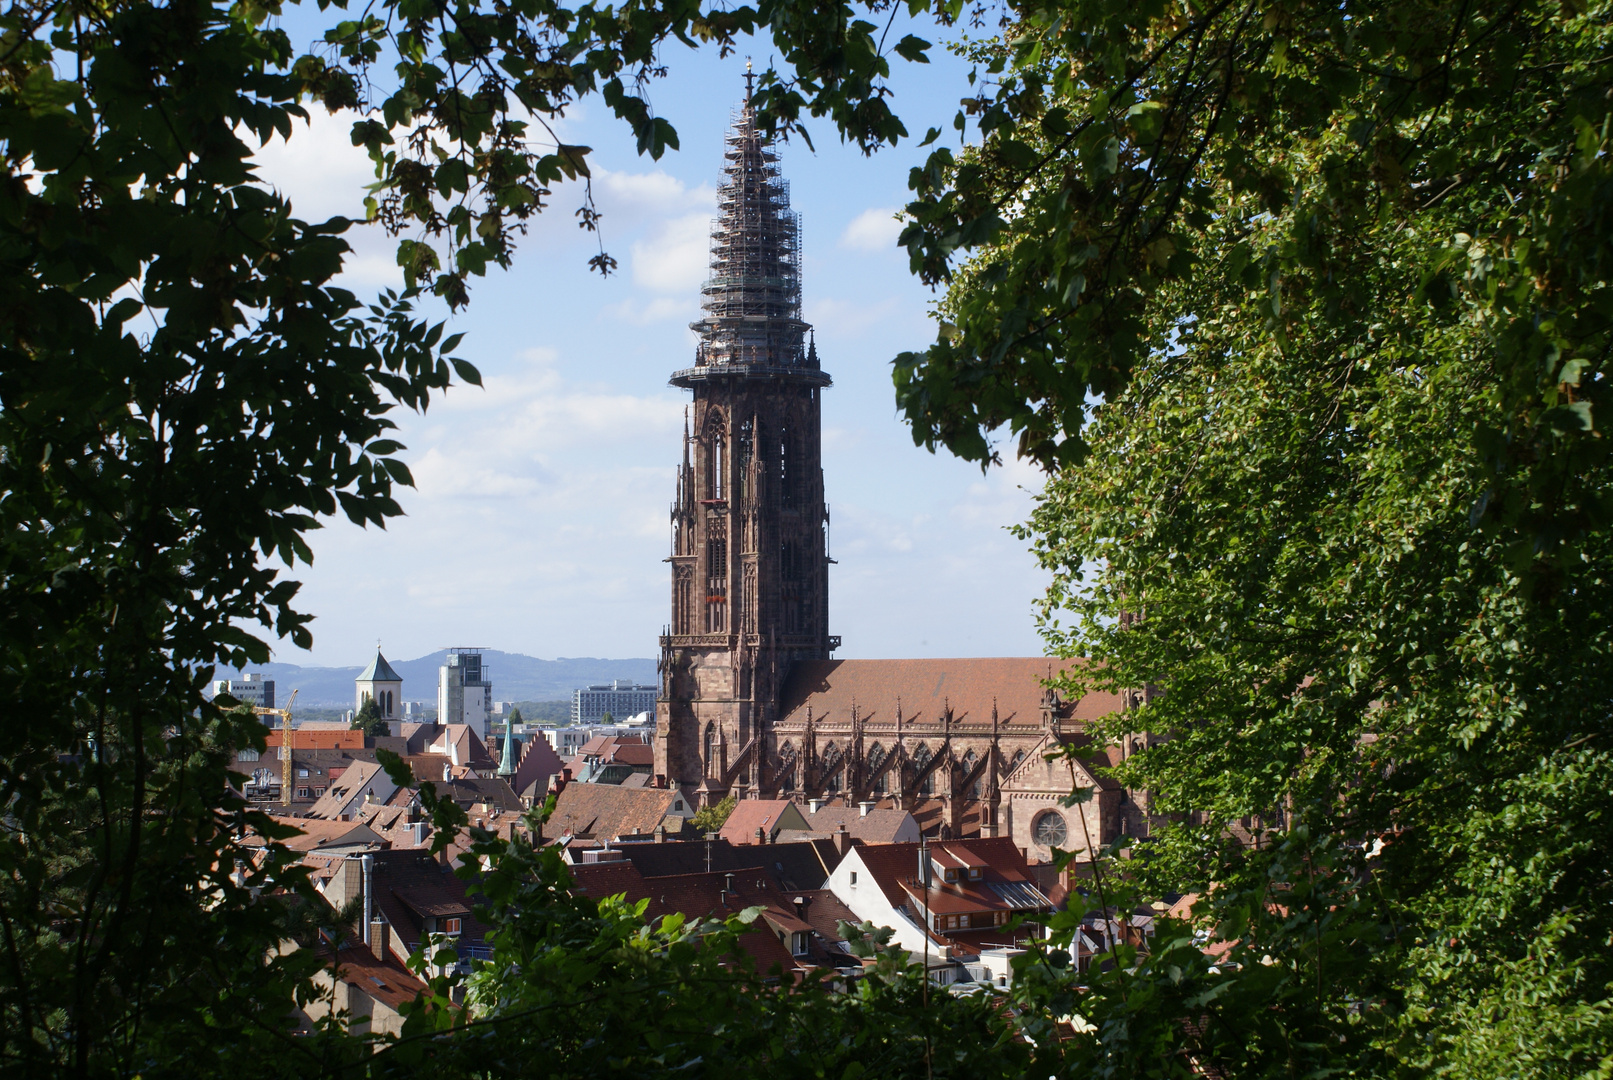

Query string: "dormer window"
[943, 868, 958, 883]
[441, 917, 462, 935]
[791, 931, 809, 956]
[968, 868, 982, 881]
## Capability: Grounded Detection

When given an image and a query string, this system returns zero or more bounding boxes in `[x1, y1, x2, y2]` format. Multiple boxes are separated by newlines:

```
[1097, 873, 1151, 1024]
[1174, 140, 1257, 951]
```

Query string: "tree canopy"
[0, 0, 936, 1070]
[892, 0, 1613, 1074]
[3, 0, 1610, 1074]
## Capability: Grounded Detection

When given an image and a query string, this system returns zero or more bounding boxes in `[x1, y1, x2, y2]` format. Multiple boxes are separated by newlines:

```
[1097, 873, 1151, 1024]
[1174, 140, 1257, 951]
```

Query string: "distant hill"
[212, 650, 657, 707]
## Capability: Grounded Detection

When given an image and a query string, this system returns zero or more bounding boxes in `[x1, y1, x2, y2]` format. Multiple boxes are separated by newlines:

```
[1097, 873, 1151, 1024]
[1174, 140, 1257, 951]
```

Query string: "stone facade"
[654, 85, 1156, 849]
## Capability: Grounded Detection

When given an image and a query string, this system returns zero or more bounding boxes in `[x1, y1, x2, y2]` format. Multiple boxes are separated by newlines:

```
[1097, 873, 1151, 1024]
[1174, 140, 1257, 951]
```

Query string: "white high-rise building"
[438, 649, 491, 737]
[210, 672, 275, 711]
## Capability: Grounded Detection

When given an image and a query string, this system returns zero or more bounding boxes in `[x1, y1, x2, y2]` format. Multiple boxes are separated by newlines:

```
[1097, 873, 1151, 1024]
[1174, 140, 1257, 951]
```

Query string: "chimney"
[654, 824, 666, 844]
[755, 827, 766, 846]
[793, 895, 808, 919]
[858, 801, 874, 817]
[360, 853, 375, 945]
[833, 823, 852, 858]
[369, 915, 386, 961]
[808, 798, 824, 814]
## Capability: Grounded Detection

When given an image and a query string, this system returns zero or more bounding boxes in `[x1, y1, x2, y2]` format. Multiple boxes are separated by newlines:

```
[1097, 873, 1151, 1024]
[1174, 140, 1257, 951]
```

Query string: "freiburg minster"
[654, 82, 1156, 861]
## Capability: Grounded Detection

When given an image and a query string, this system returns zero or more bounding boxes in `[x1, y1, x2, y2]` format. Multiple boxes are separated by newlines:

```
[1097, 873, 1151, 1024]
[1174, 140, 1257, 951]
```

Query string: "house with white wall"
[826, 836, 1054, 986]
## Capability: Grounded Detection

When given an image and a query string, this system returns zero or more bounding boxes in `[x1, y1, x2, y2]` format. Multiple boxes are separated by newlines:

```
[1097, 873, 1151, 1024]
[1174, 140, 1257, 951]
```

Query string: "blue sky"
[254, 13, 1052, 667]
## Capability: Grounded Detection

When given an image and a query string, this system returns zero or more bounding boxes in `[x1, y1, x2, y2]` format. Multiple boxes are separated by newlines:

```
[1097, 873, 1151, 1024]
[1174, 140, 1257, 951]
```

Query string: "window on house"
[441, 917, 462, 935]
[968, 868, 982, 881]
[792, 931, 809, 956]
[297, 768, 309, 778]
[295, 788, 311, 799]
[849, 871, 857, 885]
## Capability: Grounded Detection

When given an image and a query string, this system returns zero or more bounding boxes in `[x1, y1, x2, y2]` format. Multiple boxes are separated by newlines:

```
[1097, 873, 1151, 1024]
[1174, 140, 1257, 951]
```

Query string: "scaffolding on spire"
[674, 84, 825, 387]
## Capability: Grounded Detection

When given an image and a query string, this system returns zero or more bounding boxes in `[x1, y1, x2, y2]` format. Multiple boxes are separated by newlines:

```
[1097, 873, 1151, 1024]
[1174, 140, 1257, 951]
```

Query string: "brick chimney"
[832, 823, 852, 858]
[369, 915, 386, 961]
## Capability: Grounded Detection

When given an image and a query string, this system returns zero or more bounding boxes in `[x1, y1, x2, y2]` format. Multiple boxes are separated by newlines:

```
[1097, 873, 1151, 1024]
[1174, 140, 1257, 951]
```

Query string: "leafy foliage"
[896, 0, 1613, 1075]
[0, 0, 942, 1071]
[354, 695, 387, 736]
[690, 792, 737, 833]
[373, 754, 1034, 1079]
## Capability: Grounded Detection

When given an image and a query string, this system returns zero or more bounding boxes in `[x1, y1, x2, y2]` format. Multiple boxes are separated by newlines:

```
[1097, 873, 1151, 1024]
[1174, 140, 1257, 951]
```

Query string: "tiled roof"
[718, 799, 805, 845]
[360, 849, 489, 952]
[852, 837, 1042, 911]
[779, 657, 1126, 727]
[610, 836, 840, 890]
[328, 944, 427, 1011]
[542, 784, 679, 841]
[266, 728, 365, 750]
[802, 804, 917, 843]
[357, 650, 403, 684]
[570, 863, 810, 976]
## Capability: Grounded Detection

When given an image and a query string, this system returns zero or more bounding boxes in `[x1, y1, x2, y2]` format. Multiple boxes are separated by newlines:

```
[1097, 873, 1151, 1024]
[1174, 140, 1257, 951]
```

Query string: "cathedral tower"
[654, 81, 835, 802]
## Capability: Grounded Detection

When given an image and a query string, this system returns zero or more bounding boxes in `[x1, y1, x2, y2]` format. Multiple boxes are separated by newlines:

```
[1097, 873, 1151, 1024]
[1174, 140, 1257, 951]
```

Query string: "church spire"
[497, 725, 518, 777]
[683, 75, 815, 373]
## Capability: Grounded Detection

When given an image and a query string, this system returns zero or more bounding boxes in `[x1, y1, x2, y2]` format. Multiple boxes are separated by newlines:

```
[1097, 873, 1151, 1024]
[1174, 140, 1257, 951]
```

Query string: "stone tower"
[654, 81, 836, 803]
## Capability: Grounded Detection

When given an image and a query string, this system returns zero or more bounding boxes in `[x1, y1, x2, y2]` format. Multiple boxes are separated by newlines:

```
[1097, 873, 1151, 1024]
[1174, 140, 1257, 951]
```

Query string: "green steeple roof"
[498, 729, 519, 776]
[356, 649, 402, 684]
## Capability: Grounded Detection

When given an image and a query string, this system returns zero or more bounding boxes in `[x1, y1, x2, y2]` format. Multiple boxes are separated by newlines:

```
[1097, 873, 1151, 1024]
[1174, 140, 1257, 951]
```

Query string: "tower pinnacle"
[675, 87, 824, 385]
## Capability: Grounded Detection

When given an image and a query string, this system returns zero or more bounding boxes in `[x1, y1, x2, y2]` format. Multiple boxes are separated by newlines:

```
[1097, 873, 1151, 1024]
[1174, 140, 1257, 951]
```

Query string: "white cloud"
[631, 212, 713, 294]
[280, 341, 686, 662]
[838, 207, 904, 252]
[250, 109, 376, 223]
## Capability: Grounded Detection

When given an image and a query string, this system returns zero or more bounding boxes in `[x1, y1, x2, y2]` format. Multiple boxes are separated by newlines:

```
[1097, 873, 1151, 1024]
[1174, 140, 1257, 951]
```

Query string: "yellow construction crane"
[250, 688, 298, 806]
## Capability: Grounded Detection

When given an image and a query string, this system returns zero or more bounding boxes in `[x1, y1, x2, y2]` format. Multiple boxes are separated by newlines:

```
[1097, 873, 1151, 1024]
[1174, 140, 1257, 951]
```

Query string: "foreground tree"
[0, 0, 934, 1072]
[892, 0, 1613, 1075]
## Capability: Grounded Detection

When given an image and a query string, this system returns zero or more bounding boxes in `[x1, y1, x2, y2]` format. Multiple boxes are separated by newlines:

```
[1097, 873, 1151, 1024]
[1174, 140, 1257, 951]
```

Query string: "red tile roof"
[328, 944, 428, 1011]
[267, 729, 365, 750]
[779, 658, 1126, 727]
[718, 799, 805, 845]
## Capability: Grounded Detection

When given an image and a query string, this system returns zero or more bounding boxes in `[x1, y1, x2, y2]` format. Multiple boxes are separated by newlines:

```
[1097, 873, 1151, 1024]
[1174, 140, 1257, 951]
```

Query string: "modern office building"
[210, 672, 275, 711]
[438, 648, 492, 737]
[570, 680, 657, 726]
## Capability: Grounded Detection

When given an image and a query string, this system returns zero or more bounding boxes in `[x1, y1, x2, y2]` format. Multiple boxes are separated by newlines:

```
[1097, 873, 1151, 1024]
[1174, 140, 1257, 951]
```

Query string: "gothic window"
[867, 743, 886, 794]
[912, 742, 934, 795]
[675, 567, 694, 635]
[1011, 749, 1026, 771]
[707, 430, 725, 500]
[743, 564, 757, 632]
[1033, 810, 1068, 849]
[706, 528, 728, 633]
